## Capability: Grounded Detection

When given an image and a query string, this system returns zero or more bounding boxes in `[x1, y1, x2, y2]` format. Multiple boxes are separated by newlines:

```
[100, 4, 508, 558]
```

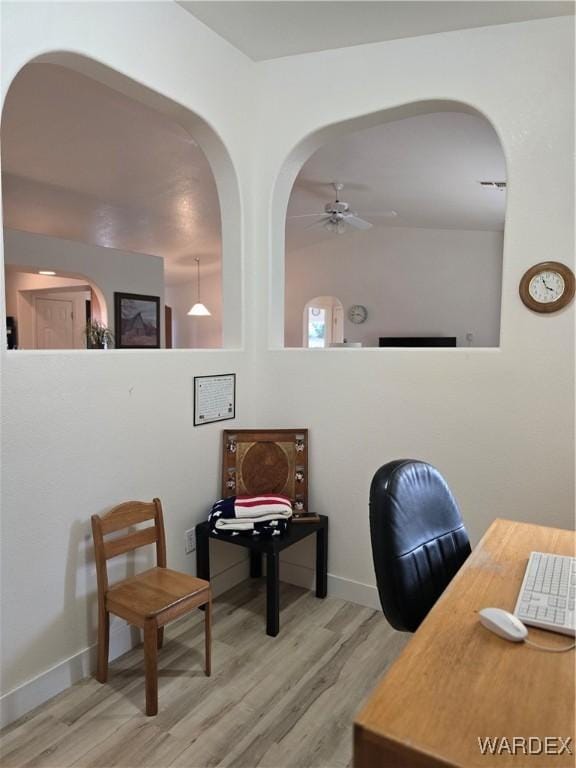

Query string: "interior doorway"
[21, 286, 91, 349]
[35, 296, 75, 349]
[303, 296, 344, 348]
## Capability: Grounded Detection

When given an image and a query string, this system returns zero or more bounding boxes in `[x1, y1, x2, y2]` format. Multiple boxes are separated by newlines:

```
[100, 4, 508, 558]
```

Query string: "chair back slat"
[91, 499, 166, 599]
[99, 501, 157, 534]
[103, 526, 158, 560]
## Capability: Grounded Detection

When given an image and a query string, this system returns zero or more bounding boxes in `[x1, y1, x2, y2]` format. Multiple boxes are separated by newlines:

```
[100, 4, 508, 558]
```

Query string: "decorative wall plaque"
[222, 429, 309, 516]
[194, 374, 236, 426]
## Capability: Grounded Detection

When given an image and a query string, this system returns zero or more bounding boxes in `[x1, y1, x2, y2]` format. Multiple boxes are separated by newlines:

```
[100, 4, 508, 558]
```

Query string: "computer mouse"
[478, 607, 528, 642]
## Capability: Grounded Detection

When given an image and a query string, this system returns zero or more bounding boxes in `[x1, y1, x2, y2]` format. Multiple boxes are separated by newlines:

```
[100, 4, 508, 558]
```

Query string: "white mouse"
[478, 607, 528, 643]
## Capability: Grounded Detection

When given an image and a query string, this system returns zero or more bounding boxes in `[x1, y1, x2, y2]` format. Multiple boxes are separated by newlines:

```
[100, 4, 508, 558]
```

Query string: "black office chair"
[369, 459, 471, 632]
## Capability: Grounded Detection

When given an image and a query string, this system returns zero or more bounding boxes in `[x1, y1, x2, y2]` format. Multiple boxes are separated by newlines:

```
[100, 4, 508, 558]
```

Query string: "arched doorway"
[276, 100, 506, 349]
[2, 54, 242, 349]
[302, 296, 344, 348]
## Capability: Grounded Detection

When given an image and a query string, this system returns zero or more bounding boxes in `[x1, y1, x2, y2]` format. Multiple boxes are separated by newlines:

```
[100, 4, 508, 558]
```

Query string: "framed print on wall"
[194, 374, 236, 426]
[114, 292, 161, 349]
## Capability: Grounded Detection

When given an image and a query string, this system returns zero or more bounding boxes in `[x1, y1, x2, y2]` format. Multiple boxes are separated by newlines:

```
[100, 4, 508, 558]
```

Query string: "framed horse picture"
[114, 292, 160, 349]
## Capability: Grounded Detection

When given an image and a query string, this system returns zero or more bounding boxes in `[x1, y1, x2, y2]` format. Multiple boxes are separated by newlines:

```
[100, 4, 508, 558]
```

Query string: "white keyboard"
[514, 551, 576, 636]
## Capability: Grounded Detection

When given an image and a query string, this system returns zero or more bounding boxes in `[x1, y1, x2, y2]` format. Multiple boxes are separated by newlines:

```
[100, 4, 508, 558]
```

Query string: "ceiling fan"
[287, 182, 397, 234]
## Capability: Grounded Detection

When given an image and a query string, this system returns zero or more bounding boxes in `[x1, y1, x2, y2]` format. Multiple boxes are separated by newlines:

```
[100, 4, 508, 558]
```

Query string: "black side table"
[195, 515, 328, 637]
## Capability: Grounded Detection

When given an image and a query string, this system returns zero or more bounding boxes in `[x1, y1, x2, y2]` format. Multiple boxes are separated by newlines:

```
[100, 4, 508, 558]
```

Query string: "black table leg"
[266, 551, 280, 637]
[250, 551, 262, 578]
[196, 524, 210, 581]
[316, 521, 328, 598]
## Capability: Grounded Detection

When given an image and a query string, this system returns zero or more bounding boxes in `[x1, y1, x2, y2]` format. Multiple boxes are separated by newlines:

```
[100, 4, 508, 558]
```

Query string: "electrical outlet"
[184, 528, 196, 554]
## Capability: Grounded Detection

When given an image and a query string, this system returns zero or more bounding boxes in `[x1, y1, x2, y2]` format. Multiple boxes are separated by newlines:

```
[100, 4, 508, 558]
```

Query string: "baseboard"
[0, 558, 249, 729]
[0, 622, 136, 730]
[279, 559, 381, 611]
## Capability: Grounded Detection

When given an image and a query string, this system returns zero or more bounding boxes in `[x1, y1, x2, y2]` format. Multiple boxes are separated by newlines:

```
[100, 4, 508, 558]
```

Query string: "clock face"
[519, 261, 575, 313]
[528, 270, 565, 304]
[348, 305, 367, 324]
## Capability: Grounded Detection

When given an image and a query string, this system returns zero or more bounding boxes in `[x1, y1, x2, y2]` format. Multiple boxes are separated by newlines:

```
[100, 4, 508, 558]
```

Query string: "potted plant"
[85, 320, 114, 349]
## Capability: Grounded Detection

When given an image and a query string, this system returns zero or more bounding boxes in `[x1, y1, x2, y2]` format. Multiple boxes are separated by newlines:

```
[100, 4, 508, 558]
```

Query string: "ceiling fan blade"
[359, 210, 398, 218]
[287, 213, 326, 219]
[345, 215, 372, 230]
[304, 217, 330, 230]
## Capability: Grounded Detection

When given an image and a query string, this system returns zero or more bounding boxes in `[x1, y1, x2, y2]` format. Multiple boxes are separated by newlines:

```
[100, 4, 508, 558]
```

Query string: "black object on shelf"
[379, 336, 457, 347]
[6, 316, 17, 349]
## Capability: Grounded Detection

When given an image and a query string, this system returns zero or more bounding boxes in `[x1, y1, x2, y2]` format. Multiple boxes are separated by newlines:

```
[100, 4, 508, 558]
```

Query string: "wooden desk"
[354, 519, 575, 767]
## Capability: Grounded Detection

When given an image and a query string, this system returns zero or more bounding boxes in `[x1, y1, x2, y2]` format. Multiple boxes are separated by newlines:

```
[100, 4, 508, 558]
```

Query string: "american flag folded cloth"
[234, 495, 293, 519]
[208, 494, 292, 533]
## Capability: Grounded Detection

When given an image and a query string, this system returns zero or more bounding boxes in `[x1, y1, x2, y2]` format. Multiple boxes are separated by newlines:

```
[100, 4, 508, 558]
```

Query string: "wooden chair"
[91, 498, 211, 716]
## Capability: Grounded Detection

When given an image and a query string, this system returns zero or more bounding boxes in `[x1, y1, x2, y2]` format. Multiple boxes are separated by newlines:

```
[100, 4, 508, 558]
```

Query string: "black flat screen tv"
[379, 336, 457, 347]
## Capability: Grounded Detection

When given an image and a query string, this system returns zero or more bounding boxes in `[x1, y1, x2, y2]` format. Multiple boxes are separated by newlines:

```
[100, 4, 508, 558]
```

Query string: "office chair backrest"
[91, 499, 167, 595]
[370, 460, 471, 632]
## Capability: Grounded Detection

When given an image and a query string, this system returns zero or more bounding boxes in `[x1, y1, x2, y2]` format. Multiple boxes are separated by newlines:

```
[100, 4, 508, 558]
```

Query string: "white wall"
[0, 4, 573, 726]
[254, 15, 574, 592]
[285, 226, 503, 347]
[4, 229, 166, 346]
[165, 262, 222, 348]
[0, 1, 254, 724]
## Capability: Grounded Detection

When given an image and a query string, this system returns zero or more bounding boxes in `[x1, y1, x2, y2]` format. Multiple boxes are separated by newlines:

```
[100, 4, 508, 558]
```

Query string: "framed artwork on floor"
[114, 292, 160, 349]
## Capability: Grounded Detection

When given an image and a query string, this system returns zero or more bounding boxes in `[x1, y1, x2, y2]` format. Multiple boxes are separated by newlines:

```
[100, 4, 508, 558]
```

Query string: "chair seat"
[106, 567, 210, 620]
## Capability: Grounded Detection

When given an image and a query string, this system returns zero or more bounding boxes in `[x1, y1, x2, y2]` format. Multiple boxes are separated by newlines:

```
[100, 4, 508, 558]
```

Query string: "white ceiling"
[2, 64, 506, 275]
[0, 7, 569, 288]
[1, 64, 222, 286]
[287, 111, 506, 249]
[179, 1, 574, 61]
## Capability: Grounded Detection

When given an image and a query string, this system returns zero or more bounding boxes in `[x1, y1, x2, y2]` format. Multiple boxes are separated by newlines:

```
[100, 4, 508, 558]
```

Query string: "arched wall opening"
[271, 99, 507, 349]
[4, 264, 107, 350]
[1, 52, 243, 350]
[302, 295, 344, 348]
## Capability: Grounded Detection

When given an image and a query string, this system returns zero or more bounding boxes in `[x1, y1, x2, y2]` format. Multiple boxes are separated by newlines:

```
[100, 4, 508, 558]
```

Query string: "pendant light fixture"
[188, 257, 211, 316]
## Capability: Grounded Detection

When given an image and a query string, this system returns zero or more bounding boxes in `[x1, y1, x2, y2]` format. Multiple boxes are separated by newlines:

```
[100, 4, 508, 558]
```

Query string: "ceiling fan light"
[337, 222, 346, 234]
[188, 302, 211, 316]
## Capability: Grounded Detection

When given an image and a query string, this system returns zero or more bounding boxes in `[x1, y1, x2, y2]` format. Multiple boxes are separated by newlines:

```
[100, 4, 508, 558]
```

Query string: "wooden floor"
[0, 580, 407, 768]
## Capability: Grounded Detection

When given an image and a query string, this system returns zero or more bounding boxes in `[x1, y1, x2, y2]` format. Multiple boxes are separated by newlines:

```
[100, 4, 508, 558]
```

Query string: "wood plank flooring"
[0, 580, 408, 768]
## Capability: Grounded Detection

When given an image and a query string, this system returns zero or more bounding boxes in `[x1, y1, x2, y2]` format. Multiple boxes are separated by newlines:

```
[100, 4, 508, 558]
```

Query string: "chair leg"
[96, 608, 109, 683]
[144, 620, 158, 716]
[204, 597, 212, 677]
[157, 627, 164, 649]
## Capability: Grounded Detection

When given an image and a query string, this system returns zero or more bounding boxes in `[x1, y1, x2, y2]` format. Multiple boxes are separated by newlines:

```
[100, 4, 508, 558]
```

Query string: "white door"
[332, 304, 344, 344]
[35, 298, 75, 349]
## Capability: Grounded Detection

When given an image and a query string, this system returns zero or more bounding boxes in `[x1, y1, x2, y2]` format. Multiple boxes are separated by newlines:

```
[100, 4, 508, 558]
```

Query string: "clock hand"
[541, 278, 554, 291]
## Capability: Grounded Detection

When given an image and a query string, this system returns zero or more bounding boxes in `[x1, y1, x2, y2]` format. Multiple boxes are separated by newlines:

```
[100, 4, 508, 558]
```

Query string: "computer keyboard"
[514, 552, 576, 636]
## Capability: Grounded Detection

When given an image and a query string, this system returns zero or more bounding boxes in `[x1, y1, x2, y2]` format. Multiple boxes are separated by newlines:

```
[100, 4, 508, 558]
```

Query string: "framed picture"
[114, 292, 160, 349]
[221, 429, 310, 517]
[194, 374, 236, 426]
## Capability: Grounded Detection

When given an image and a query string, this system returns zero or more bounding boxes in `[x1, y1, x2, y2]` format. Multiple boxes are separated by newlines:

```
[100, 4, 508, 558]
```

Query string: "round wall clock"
[519, 261, 575, 313]
[348, 305, 368, 324]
